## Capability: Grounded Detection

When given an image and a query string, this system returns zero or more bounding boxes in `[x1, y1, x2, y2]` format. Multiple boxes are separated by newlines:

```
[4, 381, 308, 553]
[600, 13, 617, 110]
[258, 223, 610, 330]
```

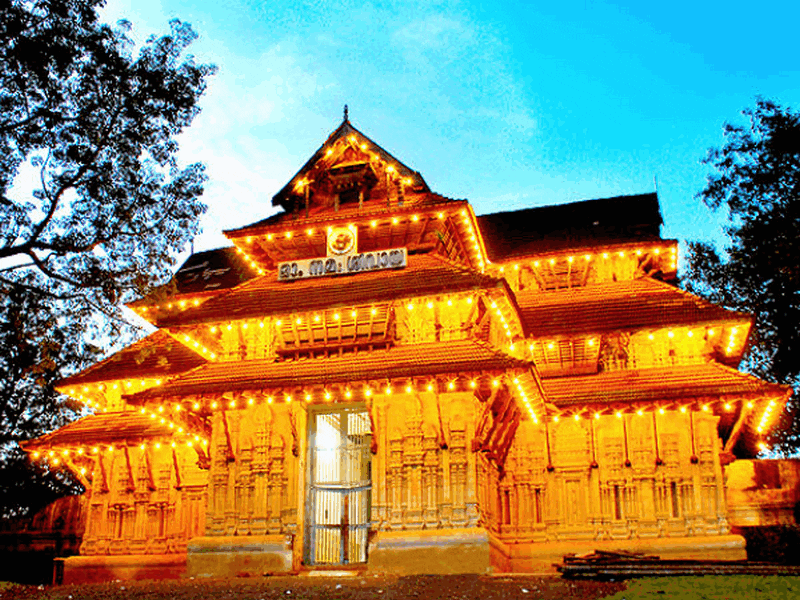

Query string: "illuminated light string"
[179, 333, 217, 360]
[726, 327, 740, 355]
[512, 377, 539, 424]
[29, 435, 209, 468]
[65, 378, 164, 410]
[192, 295, 483, 339]
[544, 399, 780, 436]
[757, 399, 779, 433]
[517, 244, 678, 273]
[459, 209, 486, 270]
[233, 244, 266, 276]
[488, 300, 522, 350]
[404, 294, 474, 315]
[174, 374, 549, 415]
[255, 204, 466, 245]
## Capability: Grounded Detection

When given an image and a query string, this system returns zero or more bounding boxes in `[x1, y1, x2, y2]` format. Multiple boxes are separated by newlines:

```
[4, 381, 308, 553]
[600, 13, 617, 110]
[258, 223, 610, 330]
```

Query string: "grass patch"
[602, 576, 800, 600]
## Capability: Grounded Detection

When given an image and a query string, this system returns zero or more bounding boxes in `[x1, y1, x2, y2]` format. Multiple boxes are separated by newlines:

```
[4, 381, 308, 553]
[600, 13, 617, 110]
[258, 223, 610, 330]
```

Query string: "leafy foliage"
[684, 98, 800, 452]
[0, 0, 214, 516]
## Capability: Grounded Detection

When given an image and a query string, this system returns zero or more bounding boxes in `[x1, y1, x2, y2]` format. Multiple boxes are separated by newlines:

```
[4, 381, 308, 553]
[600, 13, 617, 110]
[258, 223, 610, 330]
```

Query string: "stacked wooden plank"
[556, 550, 800, 579]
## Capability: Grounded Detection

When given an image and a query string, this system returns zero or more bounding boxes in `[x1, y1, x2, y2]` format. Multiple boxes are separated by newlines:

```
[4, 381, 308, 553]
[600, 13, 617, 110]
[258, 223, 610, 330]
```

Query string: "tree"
[684, 98, 800, 452]
[0, 0, 215, 516]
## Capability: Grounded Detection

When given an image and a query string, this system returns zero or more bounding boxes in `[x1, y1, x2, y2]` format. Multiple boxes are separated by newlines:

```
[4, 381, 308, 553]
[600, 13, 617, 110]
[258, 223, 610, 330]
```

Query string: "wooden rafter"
[724, 400, 753, 454]
[414, 216, 431, 246]
[495, 412, 521, 469]
[221, 410, 236, 462]
[172, 448, 183, 490]
[143, 447, 157, 491]
[123, 446, 136, 492]
[288, 404, 299, 457]
[64, 457, 90, 489]
[97, 453, 109, 493]
[434, 391, 448, 450]
[482, 390, 515, 452]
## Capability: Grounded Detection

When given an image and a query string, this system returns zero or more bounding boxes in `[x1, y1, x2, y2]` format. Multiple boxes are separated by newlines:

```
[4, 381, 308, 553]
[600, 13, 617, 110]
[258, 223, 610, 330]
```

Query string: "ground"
[2, 574, 800, 600]
[0, 574, 621, 600]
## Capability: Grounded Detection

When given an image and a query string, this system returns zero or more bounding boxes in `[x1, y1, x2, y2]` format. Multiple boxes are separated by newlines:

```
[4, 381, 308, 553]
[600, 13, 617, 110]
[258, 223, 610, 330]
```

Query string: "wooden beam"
[221, 410, 236, 462]
[472, 386, 500, 451]
[480, 388, 514, 450]
[724, 399, 754, 454]
[434, 391, 448, 450]
[351, 308, 358, 341]
[64, 458, 90, 489]
[289, 317, 301, 348]
[144, 447, 157, 491]
[495, 411, 521, 470]
[123, 446, 136, 492]
[414, 215, 431, 246]
[172, 448, 183, 490]
[366, 399, 378, 455]
[97, 453, 109, 493]
[485, 391, 516, 452]
[288, 405, 299, 457]
[193, 445, 210, 470]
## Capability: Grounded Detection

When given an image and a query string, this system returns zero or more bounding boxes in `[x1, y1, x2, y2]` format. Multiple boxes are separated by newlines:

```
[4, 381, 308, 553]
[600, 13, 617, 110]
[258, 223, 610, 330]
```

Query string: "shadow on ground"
[0, 574, 625, 600]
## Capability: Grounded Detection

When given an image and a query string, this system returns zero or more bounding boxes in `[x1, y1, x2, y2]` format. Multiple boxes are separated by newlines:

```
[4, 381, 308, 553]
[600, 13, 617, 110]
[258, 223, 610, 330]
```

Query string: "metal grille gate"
[306, 407, 371, 565]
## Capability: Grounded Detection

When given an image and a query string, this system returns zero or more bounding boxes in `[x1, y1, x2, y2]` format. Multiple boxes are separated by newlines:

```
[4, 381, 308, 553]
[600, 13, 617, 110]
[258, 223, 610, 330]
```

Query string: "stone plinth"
[58, 554, 186, 584]
[490, 534, 747, 573]
[368, 528, 491, 575]
[186, 535, 293, 577]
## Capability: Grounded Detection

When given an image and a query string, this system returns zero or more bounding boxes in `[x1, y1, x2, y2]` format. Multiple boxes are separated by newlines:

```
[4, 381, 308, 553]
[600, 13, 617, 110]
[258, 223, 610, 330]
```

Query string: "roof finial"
[343, 104, 349, 122]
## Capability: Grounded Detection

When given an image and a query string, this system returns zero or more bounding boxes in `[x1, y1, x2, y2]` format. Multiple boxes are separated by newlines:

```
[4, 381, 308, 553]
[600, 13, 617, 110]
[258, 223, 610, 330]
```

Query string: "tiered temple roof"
[516, 278, 749, 337]
[128, 340, 532, 400]
[58, 330, 206, 388]
[33, 116, 789, 467]
[153, 253, 506, 328]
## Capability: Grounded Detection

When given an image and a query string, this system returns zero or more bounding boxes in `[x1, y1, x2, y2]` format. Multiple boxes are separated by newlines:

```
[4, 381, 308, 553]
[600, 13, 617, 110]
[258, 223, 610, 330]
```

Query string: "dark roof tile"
[477, 193, 662, 261]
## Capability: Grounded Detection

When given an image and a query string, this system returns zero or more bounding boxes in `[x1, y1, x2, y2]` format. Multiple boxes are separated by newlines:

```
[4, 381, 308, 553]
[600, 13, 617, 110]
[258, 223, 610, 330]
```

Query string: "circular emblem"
[327, 226, 356, 255]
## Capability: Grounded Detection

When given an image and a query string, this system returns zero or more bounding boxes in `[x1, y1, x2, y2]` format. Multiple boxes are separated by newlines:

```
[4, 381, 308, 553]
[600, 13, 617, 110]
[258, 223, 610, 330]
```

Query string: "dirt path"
[0, 574, 626, 600]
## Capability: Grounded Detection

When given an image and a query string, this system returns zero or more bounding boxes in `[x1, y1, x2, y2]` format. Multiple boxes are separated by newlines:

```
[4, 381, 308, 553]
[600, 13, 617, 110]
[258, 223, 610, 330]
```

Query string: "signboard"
[278, 248, 407, 282]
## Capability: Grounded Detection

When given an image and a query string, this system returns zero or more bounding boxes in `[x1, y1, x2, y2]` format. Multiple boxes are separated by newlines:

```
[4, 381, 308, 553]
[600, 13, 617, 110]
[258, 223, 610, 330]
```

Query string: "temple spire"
[343, 104, 349, 122]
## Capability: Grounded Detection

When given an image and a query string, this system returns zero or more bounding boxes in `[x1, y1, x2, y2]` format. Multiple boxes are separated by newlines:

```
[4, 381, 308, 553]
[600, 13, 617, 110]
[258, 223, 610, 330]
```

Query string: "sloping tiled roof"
[22, 413, 174, 449]
[58, 330, 206, 387]
[128, 248, 256, 309]
[158, 253, 504, 327]
[516, 278, 749, 338]
[169, 247, 256, 295]
[542, 362, 790, 408]
[477, 193, 662, 261]
[129, 340, 529, 399]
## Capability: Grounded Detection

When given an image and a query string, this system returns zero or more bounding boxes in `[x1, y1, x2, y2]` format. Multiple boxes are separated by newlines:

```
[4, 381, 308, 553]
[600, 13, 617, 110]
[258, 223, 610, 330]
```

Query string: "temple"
[22, 116, 791, 581]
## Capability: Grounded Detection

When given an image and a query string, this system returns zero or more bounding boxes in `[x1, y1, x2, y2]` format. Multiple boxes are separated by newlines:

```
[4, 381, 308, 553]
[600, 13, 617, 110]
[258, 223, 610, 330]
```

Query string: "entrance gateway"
[305, 406, 372, 566]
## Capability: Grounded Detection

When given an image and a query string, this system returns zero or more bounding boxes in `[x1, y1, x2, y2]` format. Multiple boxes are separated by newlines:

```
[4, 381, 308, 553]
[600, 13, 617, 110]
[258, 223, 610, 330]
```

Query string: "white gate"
[305, 407, 372, 565]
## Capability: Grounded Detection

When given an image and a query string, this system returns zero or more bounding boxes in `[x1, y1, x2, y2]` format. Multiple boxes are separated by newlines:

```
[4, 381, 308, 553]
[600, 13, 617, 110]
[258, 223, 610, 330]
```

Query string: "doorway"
[305, 406, 372, 565]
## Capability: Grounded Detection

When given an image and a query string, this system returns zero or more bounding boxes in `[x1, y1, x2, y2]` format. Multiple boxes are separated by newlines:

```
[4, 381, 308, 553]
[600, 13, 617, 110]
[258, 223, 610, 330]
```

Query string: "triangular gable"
[226, 116, 431, 236]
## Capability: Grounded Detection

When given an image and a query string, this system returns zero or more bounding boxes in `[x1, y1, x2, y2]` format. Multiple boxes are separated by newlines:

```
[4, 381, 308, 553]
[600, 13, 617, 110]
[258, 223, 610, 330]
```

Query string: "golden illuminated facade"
[23, 117, 790, 580]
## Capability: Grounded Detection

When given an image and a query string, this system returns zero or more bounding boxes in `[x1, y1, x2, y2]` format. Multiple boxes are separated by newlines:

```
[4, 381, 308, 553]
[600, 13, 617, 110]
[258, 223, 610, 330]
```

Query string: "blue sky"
[100, 0, 800, 259]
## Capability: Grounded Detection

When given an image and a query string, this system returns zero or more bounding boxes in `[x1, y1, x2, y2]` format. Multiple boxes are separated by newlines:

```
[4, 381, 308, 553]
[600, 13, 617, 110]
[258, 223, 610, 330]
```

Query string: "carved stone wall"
[80, 444, 207, 556]
[487, 410, 729, 543]
[204, 403, 299, 538]
[370, 391, 480, 531]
